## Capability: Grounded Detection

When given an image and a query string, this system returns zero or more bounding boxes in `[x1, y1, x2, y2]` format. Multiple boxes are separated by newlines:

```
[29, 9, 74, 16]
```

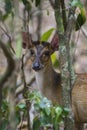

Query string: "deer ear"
[51, 32, 59, 51]
[22, 31, 32, 49]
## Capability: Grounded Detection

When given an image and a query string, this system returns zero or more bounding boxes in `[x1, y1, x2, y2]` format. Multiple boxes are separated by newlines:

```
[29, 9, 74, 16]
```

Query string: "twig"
[21, 55, 31, 130]
[0, 25, 11, 40]
[73, 29, 81, 61]
[81, 27, 87, 39]
[37, 1, 42, 39]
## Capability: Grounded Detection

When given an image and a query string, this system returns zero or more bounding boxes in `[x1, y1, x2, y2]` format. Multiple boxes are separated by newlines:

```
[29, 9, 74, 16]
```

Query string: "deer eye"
[30, 49, 35, 56]
[43, 51, 50, 56]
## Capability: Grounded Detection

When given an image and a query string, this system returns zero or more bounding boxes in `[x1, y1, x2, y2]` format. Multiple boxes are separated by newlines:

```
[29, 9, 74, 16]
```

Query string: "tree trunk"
[54, 0, 75, 129]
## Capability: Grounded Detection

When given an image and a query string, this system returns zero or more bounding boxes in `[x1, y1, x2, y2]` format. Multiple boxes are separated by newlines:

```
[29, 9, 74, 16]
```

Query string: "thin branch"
[73, 29, 81, 61]
[0, 25, 11, 40]
[0, 41, 15, 99]
[19, 3, 69, 19]
[21, 55, 31, 130]
[15, 75, 35, 96]
[65, 7, 76, 88]
[37, 1, 42, 39]
[0, 25, 15, 54]
[60, 0, 67, 30]
[81, 27, 87, 39]
[65, 8, 75, 44]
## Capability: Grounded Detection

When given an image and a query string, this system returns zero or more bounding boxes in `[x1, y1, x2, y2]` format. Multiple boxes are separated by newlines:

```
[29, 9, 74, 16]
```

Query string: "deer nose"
[32, 62, 41, 71]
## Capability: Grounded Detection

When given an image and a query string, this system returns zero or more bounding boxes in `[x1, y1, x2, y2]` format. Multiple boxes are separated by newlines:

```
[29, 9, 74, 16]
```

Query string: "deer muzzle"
[32, 60, 44, 71]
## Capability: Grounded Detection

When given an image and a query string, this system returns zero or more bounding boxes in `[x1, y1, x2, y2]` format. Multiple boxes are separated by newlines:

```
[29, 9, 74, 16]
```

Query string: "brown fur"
[34, 59, 62, 104]
[72, 74, 87, 130]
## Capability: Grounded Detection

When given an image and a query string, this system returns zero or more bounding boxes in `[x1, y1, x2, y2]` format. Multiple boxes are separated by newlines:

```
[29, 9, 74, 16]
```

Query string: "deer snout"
[32, 62, 44, 71]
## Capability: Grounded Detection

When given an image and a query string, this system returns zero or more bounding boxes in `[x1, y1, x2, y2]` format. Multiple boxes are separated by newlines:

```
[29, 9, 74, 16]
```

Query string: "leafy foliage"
[0, 91, 69, 130]
[71, 0, 83, 8]
[0, 99, 27, 130]
[28, 91, 69, 130]
[0, 100, 9, 130]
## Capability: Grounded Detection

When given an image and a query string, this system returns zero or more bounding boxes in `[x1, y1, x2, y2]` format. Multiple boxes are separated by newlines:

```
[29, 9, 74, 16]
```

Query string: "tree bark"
[54, 0, 75, 129]
[0, 40, 15, 128]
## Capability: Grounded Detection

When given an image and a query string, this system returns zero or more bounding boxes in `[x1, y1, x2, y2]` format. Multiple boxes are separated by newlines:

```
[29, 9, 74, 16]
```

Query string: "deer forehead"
[32, 42, 50, 55]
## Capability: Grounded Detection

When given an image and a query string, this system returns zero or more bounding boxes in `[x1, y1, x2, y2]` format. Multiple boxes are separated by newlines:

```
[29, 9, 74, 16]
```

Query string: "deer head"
[22, 31, 59, 71]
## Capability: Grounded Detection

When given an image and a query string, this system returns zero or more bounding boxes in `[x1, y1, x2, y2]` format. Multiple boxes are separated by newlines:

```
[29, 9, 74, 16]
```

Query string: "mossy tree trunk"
[54, 0, 75, 129]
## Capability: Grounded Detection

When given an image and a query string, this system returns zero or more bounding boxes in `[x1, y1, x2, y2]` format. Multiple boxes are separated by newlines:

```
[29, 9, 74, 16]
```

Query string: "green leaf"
[44, 107, 51, 116]
[34, 103, 40, 111]
[39, 101, 46, 109]
[29, 91, 42, 101]
[17, 103, 26, 109]
[15, 35, 22, 58]
[51, 53, 56, 64]
[40, 28, 55, 42]
[15, 113, 20, 125]
[42, 97, 52, 106]
[55, 107, 63, 117]
[0, 119, 8, 130]
[63, 108, 70, 116]
[1, 100, 9, 111]
[71, 0, 83, 8]
[51, 53, 59, 68]
[75, 8, 86, 30]
[53, 121, 59, 130]
[28, 92, 35, 100]
[33, 116, 41, 130]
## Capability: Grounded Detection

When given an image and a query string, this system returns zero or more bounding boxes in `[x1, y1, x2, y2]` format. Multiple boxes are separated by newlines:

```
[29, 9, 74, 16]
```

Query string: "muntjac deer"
[72, 74, 87, 130]
[22, 32, 62, 105]
[22, 32, 87, 130]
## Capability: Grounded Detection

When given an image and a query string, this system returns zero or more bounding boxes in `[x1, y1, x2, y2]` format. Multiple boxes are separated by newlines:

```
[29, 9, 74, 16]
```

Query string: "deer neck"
[34, 59, 55, 92]
[34, 59, 62, 104]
